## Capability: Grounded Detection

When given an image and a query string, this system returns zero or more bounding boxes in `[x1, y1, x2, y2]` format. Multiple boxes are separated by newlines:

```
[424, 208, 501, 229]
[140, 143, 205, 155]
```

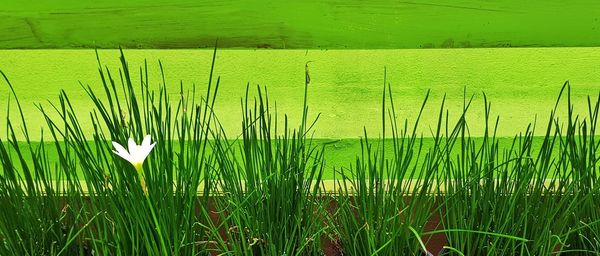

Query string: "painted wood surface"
[1, 1, 600, 49]
[0, 48, 597, 140]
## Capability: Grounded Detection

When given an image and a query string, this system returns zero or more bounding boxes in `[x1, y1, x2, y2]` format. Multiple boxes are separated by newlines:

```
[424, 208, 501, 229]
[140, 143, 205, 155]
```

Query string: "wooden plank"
[0, 48, 598, 141]
[1, 1, 600, 49]
[8, 137, 559, 179]
[1, 48, 596, 177]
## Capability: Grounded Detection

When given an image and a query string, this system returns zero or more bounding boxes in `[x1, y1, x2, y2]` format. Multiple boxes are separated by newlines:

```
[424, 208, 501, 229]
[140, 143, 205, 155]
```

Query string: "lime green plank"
[0, 48, 598, 141]
[2, 1, 600, 49]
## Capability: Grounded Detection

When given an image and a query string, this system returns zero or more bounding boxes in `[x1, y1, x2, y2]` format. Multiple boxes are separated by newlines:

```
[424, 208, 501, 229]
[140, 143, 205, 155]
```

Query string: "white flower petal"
[112, 135, 155, 168]
[141, 134, 152, 148]
[148, 141, 156, 151]
[112, 141, 129, 155]
[112, 141, 133, 162]
[128, 138, 137, 153]
[112, 150, 132, 163]
[141, 141, 156, 160]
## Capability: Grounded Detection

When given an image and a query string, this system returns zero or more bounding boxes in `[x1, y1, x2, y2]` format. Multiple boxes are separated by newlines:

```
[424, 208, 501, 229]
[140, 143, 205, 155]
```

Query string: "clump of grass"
[205, 68, 329, 254]
[0, 71, 94, 255]
[0, 48, 223, 255]
[74, 49, 220, 255]
[332, 74, 448, 255]
[440, 84, 583, 255]
[560, 87, 600, 254]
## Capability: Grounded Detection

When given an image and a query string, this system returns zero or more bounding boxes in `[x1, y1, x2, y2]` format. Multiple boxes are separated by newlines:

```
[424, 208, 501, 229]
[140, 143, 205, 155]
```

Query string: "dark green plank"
[2, 1, 600, 49]
[4, 137, 562, 179]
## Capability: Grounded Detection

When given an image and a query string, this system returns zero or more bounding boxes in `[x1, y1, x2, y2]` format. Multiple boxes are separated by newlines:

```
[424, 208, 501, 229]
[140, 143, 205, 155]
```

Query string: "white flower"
[112, 134, 156, 172]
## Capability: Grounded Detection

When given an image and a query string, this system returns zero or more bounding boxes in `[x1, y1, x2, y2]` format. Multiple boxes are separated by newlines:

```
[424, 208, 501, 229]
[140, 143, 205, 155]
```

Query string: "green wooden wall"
[2, 1, 599, 172]
[1, 1, 599, 143]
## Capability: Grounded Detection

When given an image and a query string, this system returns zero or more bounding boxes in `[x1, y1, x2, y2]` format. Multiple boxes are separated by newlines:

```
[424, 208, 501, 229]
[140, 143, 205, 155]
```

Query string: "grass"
[0, 49, 599, 255]
[333, 83, 439, 255]
[440, 92, 578, 255]
[206, 84, 329, 255]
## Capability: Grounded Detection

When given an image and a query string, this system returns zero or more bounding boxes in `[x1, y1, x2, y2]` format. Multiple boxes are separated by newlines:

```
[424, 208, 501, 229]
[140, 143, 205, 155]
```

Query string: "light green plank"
[0, 48, 598, 141]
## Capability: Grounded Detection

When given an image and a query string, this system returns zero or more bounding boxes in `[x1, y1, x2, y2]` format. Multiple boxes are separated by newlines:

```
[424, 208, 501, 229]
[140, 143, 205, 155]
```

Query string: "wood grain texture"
[0, 48, 598, 140]
[1, 1, 600, 49]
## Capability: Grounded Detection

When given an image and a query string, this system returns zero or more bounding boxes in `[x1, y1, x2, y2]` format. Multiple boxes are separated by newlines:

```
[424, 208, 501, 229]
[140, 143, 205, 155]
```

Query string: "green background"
[1, 1, 599, 174]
